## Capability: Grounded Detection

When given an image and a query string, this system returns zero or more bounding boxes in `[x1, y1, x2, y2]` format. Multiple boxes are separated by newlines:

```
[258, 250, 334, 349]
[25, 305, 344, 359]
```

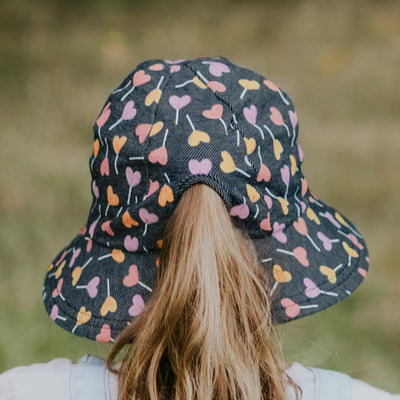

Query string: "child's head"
[42, 56, 369, 398]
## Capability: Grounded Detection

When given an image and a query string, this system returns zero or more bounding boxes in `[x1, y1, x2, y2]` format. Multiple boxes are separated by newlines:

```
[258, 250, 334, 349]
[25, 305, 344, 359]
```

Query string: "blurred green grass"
[0, 0, 399, 392]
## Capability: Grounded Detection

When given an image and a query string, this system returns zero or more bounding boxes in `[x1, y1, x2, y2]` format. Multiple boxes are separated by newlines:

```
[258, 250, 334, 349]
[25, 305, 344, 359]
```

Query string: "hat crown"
[88, 57, 304, 251]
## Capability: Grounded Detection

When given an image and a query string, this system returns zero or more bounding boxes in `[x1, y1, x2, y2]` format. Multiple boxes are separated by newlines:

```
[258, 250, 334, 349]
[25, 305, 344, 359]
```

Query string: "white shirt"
[0, 355, 398, 400]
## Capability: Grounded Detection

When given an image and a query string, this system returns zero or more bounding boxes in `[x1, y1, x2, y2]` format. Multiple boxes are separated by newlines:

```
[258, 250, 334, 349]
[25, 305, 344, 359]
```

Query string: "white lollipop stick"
[265, 187, 279, 200]
[138, 281, 153, 292]
[112, 80, 131, 94]
[175, 79, 194, 88]
[300, 304, 318, 310]
[253, 123, 264, 140]
[108, 117, 123, 131]
[254, 204, 259, 219]
[263, 124, 275, 140]
[320, 290, 338, 297]
[306, 235, 321, 252]
[283, 122, 291, 137]
[186, 114, 195, 131]
[120, 85, 135, 102]
[278, 89, 289, 105]
[219, 118, 228, 135]
[235, 167, 250, 178]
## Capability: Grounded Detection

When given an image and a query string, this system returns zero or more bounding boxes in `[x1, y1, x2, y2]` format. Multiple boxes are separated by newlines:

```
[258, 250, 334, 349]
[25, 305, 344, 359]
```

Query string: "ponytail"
[107, 183, 292, 400]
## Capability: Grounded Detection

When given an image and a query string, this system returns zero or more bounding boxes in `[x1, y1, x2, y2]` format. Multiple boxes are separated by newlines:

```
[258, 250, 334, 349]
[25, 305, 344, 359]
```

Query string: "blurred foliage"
[0, 0, 399, 392]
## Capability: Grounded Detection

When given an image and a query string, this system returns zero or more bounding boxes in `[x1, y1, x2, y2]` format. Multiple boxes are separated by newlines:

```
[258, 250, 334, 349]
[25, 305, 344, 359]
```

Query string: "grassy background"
[0, 0, 399, 392]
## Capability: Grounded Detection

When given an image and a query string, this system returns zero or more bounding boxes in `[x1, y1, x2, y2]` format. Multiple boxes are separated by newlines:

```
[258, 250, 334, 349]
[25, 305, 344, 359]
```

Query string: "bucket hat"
[43, 56, 369, 342]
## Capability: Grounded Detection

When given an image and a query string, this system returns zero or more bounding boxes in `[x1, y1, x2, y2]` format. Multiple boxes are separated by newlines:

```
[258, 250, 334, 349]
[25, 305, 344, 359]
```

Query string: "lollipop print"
[281, 298, 318, 318]
[293, 217, 321, 251]
[129, 294, 145, 317]
[264, 187, 289, 216]
[192, 71, 226, 93]
[319, 211, 341, 229]
[72, 257, 93, 286]
[271, 264, 292, 295]
[105, 185, 119, 216]
[169, 95, 191, 125]
[123, 264, 153, 292]
[269, 107, 291, 140]
[48, 260, 66, 279]
[288, 110, 298, 147]
[317, 232, 340, 251]
[100, 139, 110, 176]
[98, 248, 125, 263]
[186, 114, 210, 146]
[239, 79, 260, 99]
[109, 101, 137, 131]
[76, 276, 100, 298]
[139, 208, 159, 236]
[276, 246, 309, 267]
[52, 278, 65, 301]
[243, 105, 265, 140]
[148, 129, 169, 166]
[126, 168, 141, 205]
[90, 180, 100, 212]
[71, 306, 92, 334]
[112, 136, 127, 174]
[342, 241, 359, 266]
[124, 235, 139, 252]
[143, 179, 160, 201]
[294, 188, 307, 216]
[50, 305, 67, 322]
[256, 146, 271, 182]
[96, 102, 111, 145]
[203, 104, 228, 135]
[120, 70, 151, 102]
[91, 139, 100, 171]
[201, 60, 230, 77]
[337, 230, 364, 250]
[272, 222, 287, 244]
[96, 324, 114, 343]
[304, 278, 338, 298]
[145, 75, 164, 106]
[335, 212, 362, 238]
[135, 121, 163, 144]
[263, 80, 289, 105]
[246, 184, 260, 218]
[175, 75, 207, 90]
[229, 198, 250, 220]
[280, 165, 290, 200]
[262, 124, 283, 160]
[158, 183, 174, 207]
[220, 151, 250, 177]
[100, 279, 118, 316]
[69, 247, 81, 268]
[319, 264, 343, 284]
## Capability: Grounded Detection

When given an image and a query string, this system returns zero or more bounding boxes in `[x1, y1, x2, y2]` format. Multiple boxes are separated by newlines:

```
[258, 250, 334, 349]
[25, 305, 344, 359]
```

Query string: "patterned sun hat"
[43, 56, 369, 342]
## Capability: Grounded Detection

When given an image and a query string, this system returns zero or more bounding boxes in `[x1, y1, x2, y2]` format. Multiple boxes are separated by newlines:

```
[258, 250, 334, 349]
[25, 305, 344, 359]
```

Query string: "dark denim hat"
[43, 57, 369, 342]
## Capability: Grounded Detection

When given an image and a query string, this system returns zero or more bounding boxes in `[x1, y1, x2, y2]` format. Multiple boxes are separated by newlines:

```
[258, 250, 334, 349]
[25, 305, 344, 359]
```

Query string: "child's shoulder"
[287, 361, 400, 400]
[0, 355, 117, 400]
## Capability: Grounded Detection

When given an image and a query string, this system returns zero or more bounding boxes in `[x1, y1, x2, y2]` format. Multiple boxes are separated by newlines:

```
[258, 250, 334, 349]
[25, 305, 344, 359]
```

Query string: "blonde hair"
[107, 183, 293, 400]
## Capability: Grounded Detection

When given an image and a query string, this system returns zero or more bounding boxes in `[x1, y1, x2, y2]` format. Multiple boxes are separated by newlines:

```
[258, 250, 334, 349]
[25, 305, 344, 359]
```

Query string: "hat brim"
[253, 190, 369, 324]
[43, 190, 368, 342]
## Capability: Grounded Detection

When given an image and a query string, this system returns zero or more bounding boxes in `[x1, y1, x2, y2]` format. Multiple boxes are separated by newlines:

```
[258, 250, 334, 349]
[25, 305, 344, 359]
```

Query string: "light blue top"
[0, 354, 398, 400]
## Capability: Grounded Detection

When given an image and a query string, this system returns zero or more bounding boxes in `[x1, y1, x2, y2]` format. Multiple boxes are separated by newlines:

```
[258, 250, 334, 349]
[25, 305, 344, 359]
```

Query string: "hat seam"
[182, 61, 260, 181]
